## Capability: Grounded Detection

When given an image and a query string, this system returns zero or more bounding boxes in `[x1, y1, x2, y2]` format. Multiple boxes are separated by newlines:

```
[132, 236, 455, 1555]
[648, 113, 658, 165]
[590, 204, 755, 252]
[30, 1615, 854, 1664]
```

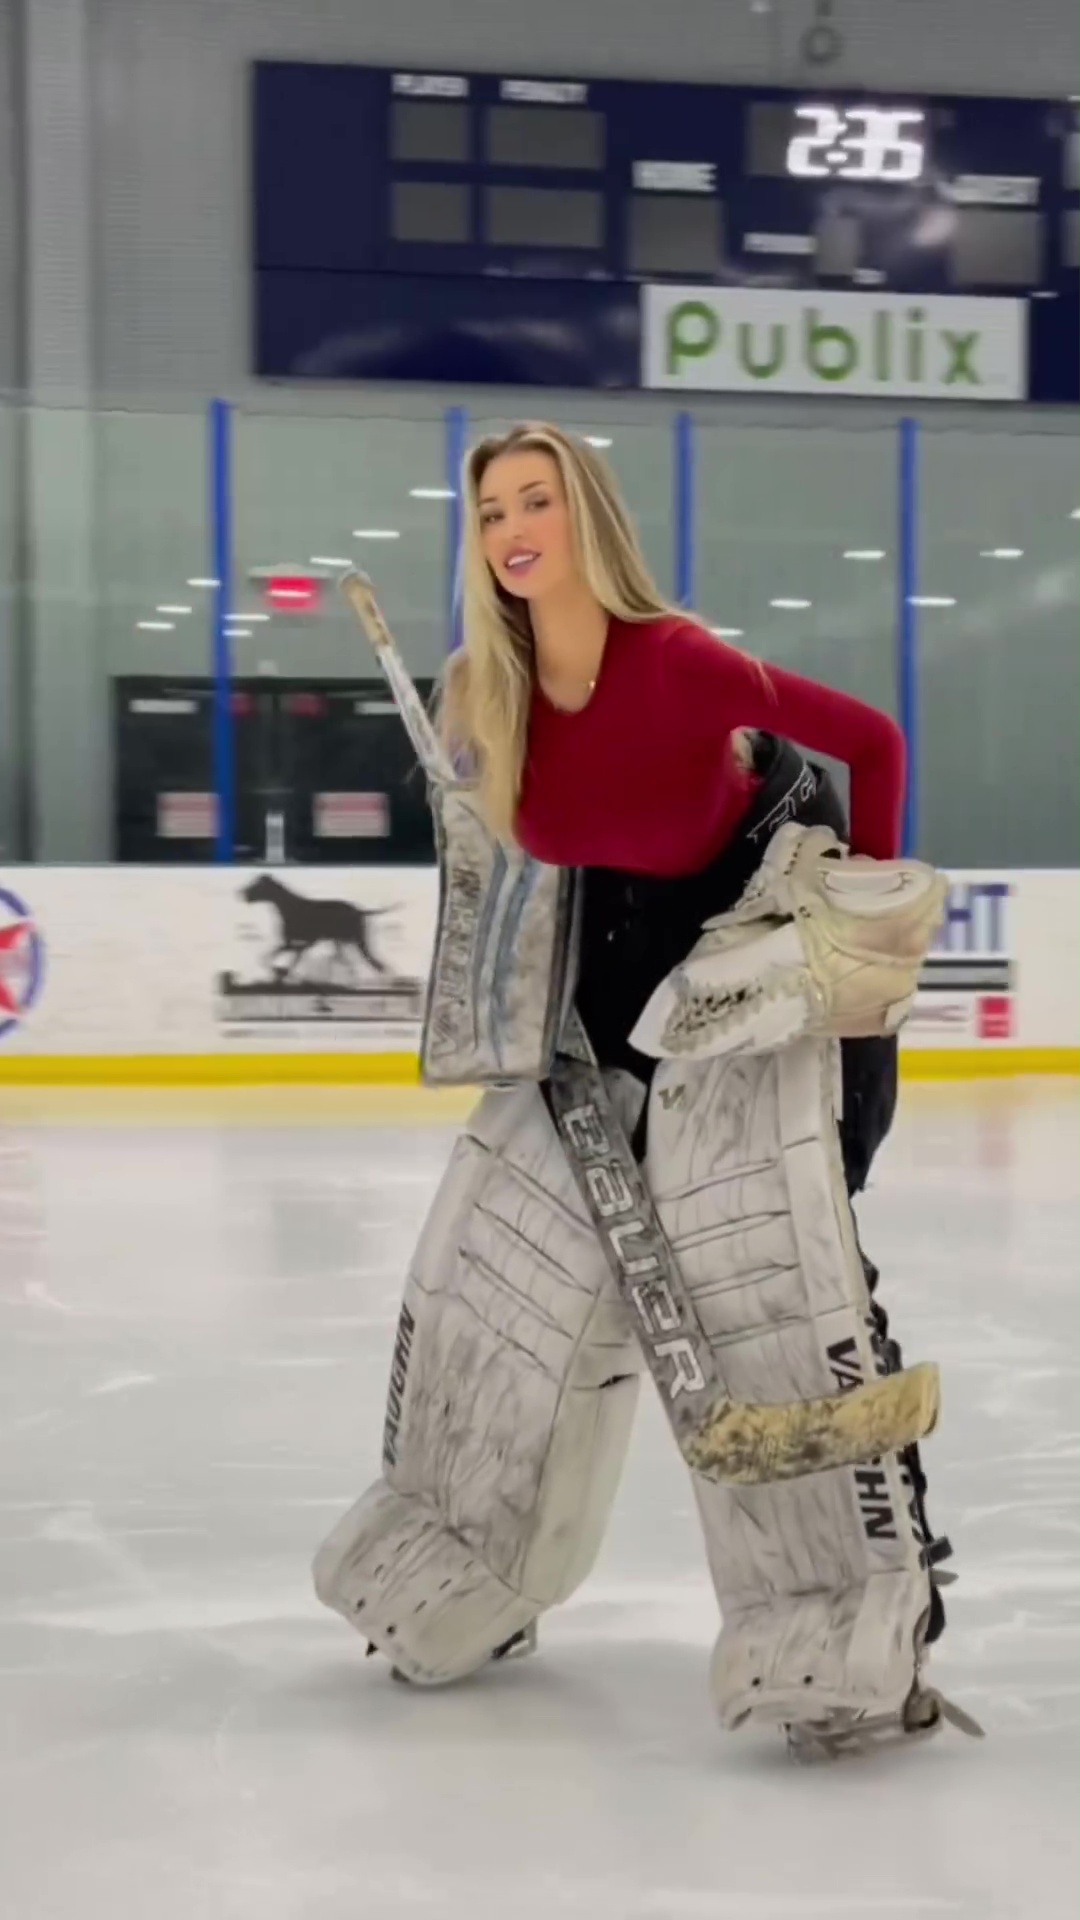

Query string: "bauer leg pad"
[314, 1081, 643, 1684]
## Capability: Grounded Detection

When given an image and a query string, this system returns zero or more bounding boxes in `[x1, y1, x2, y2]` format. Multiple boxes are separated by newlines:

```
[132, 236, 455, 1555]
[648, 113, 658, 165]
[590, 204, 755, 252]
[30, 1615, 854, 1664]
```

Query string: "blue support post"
[444, 404, 468, 649]
[674, 411, 695, 607]
[209, 397, 235, 863]
[897, 416, 919, 857]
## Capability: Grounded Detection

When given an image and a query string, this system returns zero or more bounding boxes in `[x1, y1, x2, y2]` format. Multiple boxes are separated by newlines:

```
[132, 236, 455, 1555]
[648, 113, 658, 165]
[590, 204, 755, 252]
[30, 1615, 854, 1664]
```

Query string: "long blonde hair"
[441, 420, 752, 843]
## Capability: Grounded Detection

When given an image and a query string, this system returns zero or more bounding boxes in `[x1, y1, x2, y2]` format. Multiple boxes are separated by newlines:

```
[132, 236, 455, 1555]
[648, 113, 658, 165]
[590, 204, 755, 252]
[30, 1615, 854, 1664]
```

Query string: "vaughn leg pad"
[313, 1082, 642, 1683]
[645, 1039, 941, 1739]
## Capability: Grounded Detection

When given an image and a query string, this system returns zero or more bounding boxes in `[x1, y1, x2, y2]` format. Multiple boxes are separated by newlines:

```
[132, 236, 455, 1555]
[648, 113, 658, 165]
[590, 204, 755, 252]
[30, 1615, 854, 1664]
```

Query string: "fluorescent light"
[1071, 509, 1080, 521]
[353, 528, 401, 540]
[227, 627, 253, 638]
[156, 603, 192, 616]
[409, 487, 454, 500]
[226, 611, 270, 623]
[583, 435, 613, 448]
[711, 626, 746, 638]
[909, 595, 957, 608]
[843, 549, 886, 561]
[309, 555, 353, 569]
[770, 597, 811, 610]
[979, 548, 1023, 559]
[186, 577, 220, 589]
[137, 620, 175, 632]
[274, 585, 322, 601]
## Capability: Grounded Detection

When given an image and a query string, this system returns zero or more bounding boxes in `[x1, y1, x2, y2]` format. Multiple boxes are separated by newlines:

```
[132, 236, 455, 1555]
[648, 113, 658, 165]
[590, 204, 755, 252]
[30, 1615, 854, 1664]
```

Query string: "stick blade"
[685, 1361, 940, 1486]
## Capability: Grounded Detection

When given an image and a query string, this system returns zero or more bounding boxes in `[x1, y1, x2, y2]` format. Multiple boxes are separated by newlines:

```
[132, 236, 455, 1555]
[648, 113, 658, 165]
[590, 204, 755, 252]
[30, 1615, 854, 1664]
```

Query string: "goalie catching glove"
[630, 823, 946, 1061]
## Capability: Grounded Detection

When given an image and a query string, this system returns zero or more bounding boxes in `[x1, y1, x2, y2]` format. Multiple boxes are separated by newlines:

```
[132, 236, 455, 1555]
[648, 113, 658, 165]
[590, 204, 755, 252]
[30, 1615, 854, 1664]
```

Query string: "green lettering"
[873, 311, 891, 382]
[942, 329, 981, 384]
[906, 308, 926, 383]
[804, 308, 858, 382]
[666, 300, 720, 376]
[736, 322, 785, 379]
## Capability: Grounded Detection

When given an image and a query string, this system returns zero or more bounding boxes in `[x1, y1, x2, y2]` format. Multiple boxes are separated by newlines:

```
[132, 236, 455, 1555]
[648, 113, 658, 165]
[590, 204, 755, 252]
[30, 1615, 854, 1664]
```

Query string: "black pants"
[574, 733, 897, 1192]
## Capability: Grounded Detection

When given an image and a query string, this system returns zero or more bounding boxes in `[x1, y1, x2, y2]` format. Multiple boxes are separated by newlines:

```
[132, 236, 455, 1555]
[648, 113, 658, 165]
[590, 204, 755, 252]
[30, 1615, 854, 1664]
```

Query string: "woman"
[315, 421, 954, 1743]
[447, 418, 948, 1636]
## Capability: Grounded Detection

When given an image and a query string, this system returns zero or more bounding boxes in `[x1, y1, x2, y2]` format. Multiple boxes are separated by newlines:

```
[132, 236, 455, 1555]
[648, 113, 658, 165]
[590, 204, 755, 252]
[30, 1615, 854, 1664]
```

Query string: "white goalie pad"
[313, 1079, 643, 1684]
[645, 1039, 937, 1737]
[630, 824, 947, 1061]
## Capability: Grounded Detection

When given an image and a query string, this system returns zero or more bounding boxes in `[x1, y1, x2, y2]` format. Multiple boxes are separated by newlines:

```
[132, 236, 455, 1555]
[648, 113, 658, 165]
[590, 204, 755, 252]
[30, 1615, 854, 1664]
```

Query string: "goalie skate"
[386, 1621, 539, 1684]
[786, 1670, 984, 1762]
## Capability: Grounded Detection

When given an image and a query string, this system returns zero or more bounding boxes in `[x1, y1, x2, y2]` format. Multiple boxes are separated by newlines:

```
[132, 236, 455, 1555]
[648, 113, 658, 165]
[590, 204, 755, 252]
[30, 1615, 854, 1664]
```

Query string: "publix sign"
[642, 288, 1026, 400]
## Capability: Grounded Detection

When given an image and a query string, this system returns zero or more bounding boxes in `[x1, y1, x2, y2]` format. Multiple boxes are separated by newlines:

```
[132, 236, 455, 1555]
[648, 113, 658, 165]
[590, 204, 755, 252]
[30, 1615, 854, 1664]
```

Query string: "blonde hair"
[441, 420, 755, 843]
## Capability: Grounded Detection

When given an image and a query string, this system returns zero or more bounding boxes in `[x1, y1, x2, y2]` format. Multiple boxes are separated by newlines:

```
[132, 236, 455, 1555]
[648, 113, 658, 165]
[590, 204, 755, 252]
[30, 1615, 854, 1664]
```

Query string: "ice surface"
[0, 1080, 1076, 1919]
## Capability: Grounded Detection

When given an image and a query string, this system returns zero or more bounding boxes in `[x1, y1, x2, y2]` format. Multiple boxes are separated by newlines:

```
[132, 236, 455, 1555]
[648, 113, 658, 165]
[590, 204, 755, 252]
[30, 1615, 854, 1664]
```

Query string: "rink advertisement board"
[641, 290, 1027, 401]
[906, 874, 1018, 1046]
[0, 867, 436, 1068]
[0, 865, 1075, 1079]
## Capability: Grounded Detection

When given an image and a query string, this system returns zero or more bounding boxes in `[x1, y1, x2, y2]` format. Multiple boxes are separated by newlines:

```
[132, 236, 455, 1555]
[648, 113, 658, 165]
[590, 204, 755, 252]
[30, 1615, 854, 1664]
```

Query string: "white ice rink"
[1, 1079, 1076, 1920]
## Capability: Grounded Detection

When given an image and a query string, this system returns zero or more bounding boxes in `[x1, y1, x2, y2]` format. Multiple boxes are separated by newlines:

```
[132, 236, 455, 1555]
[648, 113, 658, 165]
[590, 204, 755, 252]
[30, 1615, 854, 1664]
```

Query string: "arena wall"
[0, 865, 1074, 1082]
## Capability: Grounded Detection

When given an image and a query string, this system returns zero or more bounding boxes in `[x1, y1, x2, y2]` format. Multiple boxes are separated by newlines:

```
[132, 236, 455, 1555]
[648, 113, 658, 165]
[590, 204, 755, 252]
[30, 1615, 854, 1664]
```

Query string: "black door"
[113, 675, 436, 864]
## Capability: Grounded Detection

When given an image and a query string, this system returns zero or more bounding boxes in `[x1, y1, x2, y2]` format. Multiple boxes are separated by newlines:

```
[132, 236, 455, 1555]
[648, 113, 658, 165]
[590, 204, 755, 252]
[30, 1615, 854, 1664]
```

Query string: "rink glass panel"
[916, 422, 1080, 868]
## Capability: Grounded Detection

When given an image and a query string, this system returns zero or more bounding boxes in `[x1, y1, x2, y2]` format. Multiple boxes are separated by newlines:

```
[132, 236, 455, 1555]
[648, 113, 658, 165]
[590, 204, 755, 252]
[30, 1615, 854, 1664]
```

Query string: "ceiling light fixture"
[409, 487, 455, 501]
[979, 548, 1024, 559]
[309, 555, 354, 569]
[226, 611, 270, 623]
[711, 626, 746, 638]
[909, 595, 957, 608]
[842, 549, 886, 561]
[186, 577, 220, 590]
[583, 435, 613, 448]
[156, 604, 192, 616]
[137, 620, 175, 632]
[770, 597, 812, 610]
[228, 627, 253, 639]
[353, 528, 402, 540]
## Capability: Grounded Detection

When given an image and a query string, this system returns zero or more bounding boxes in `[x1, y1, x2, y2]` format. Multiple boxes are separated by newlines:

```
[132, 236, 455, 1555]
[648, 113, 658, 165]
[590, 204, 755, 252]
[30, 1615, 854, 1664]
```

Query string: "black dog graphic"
[241, 875, 393, 980]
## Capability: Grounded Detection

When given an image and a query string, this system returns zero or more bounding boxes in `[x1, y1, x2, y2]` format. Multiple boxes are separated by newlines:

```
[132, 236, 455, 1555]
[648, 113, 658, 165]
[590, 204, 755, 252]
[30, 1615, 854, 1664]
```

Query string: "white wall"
[0, 864, 1074, 1072]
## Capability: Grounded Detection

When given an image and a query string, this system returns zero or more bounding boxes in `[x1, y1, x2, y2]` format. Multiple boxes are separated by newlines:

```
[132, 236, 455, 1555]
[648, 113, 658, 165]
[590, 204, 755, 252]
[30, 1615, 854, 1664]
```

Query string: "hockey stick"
[340, 571, 458, 786]
[339, 569, 940, 1485]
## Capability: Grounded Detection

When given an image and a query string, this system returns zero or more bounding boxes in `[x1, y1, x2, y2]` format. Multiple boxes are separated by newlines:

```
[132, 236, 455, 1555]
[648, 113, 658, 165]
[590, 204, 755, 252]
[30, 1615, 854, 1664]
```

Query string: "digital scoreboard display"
[252, 62, 1078, 397]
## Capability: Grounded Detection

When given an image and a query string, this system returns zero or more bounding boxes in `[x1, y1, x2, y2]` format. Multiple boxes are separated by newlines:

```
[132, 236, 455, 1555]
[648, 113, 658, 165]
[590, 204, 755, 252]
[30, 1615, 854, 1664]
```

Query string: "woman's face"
[476, 449, 577, 601]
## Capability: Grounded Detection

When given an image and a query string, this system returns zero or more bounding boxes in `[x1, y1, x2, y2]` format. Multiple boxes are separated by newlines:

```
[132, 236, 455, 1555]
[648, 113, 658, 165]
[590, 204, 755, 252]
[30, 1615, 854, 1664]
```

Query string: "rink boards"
[0, 864, 1075, 1082]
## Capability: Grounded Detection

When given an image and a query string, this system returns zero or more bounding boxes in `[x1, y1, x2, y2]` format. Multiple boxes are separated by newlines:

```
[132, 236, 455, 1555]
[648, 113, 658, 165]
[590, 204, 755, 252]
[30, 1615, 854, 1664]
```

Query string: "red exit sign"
[262, 574, 322, 613]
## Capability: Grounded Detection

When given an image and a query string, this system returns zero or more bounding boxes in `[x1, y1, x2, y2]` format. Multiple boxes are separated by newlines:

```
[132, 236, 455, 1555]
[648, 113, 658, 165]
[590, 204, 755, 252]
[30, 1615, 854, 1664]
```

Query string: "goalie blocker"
[316, 733, 961, 1746]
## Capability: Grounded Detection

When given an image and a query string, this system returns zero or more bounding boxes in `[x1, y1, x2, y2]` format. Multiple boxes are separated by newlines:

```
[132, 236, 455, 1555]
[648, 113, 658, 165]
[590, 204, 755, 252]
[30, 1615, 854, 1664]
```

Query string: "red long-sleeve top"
[516, 615, 904, 875]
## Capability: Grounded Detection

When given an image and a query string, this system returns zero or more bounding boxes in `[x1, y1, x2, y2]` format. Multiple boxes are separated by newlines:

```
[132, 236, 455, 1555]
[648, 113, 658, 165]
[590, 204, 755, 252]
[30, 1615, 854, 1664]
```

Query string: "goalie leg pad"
[313, 1082, 642, 1684]
[645, 1038, 942, 1736]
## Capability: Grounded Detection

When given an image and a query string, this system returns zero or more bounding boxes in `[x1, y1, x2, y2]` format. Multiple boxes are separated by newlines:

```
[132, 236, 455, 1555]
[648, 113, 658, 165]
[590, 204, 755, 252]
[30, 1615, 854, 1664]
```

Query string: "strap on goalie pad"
[629, 823, 947, 1062]
[313, 1080, 644, 1683]
[421, 785, 579, 1086]
[645, 1038, 952, 1738]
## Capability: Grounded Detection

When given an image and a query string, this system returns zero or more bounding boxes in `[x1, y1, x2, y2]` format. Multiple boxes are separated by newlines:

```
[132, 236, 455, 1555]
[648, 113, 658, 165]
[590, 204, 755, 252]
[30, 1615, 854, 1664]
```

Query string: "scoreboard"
[253, 62, 1079, 400]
